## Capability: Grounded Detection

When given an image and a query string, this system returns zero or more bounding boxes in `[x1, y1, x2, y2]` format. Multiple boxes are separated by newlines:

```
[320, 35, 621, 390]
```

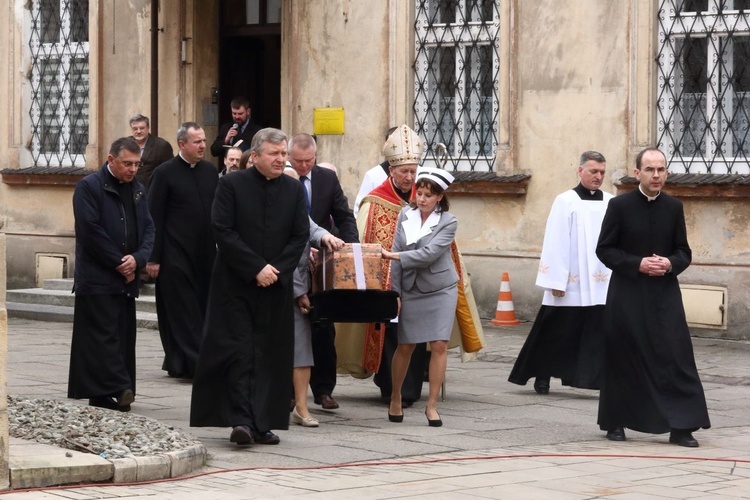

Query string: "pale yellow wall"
[282, 0, 396, 202]
[0, 233, 8, 490]
[96, 1, 181, 158]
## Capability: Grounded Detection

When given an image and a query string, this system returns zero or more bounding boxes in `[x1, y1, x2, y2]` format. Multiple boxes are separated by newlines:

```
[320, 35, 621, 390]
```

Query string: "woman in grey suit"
[286, 171, 345, 428]
[382, 167, 457, 427]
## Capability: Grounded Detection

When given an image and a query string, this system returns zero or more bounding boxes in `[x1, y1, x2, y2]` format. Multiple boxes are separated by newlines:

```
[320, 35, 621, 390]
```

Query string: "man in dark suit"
[210, 96, 260, 166]
[288, 133, 358, 410]
[130, 114, 174, 189]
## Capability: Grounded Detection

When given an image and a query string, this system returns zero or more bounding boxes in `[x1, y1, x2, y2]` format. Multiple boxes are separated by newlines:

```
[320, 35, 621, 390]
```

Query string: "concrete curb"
[110, 444, 207, 483]
[8, 438, 207, 489]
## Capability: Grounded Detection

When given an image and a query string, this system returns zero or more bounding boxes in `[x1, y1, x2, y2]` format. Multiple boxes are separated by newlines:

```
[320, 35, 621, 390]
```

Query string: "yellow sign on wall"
[313, 107, 345, 135]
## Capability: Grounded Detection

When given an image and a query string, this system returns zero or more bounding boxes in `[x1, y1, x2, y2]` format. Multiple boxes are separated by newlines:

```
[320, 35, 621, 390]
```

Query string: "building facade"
[1, 0, 748, 340]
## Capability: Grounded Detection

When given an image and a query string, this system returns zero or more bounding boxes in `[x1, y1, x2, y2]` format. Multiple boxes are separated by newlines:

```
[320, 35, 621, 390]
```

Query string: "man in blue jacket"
[67, 137, 155, 411]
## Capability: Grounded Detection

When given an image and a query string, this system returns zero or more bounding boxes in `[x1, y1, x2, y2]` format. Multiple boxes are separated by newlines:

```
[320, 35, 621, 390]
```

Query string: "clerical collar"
[573, 183, 603, 201]
[106, 163, 125, 184]
[638, 184, 660, 201]
[390, 178, 412, 203]
[178, 152, 197, 169]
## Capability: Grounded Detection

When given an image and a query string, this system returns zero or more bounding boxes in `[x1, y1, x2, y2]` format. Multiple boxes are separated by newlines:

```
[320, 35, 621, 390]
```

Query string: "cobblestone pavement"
[4, 317, 750, 499]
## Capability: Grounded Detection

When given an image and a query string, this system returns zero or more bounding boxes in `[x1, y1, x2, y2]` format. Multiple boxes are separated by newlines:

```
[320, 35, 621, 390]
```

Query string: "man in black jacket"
[288, 133, 358, 410]
[129, 114, 173, 189]
[68, 137, 155, 411]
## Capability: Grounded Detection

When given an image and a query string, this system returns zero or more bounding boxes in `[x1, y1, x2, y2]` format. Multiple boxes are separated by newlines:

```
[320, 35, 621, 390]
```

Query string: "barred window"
[29, 0, 89, 167]
[414, 0, 499, 171]
[657, 0, 750, 173]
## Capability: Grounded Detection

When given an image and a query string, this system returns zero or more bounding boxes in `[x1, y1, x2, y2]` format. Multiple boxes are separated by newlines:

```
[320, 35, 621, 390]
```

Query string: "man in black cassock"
[69, 137, 154, 411]
[596, 147, 710, 447]
[146, 122, 218, 379]
[190, 128, 309, 446]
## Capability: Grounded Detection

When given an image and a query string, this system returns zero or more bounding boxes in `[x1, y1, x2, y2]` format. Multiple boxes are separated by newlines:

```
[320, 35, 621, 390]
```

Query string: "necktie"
[300, 176, 311, 214]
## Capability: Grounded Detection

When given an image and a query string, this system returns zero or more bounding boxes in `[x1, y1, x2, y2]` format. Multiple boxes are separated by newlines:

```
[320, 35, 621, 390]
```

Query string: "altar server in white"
[508, 151, 613, 394]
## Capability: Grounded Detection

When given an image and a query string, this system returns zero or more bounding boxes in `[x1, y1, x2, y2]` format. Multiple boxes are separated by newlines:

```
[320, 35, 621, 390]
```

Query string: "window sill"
[0, 167, 91, 187]
[616, 173, 750, 199]
[449, 172, 531, 196]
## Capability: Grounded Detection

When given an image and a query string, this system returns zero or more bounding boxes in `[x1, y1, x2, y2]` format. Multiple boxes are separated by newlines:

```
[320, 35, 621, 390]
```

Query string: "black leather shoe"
[314, 394, 340, 410]
[89, 396, 118, 410]
[533, 377, 550, 395]
[606, 427, 626, 441]
[252, 430, 280, 445]
[669, 431, 699, 447]
[401, 399, 415, 409]
[230, 425, 253, 445]
[117, 389, 135, 408]
[89, 396, 131, 412]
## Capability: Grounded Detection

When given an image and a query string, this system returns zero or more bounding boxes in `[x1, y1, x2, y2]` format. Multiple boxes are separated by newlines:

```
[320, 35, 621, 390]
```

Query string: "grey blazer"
[293, 217, 330, 298]
[391, 207, 458, 295]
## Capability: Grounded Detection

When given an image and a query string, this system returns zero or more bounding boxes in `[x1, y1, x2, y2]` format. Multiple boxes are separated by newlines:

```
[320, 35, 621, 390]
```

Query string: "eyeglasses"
[120, 160, 142, 168]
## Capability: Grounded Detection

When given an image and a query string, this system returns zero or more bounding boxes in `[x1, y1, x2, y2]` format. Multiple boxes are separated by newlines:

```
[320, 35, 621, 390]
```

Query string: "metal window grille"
[414, 0, 499, 171]
[657, 0, 750, 173]
[29, 0, 89, 167]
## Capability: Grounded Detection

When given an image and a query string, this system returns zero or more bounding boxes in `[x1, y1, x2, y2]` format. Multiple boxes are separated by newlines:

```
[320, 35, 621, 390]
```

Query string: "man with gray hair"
[68, 137, 154, 411]
[147, 122, 218, 380]
[129, 114, 174, 189]
[509, 151, 613, 395]
[191, 128, 309, 446]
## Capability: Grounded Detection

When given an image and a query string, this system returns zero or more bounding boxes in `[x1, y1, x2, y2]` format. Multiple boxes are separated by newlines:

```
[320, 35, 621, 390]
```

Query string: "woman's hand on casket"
[381, 249, 400, 260]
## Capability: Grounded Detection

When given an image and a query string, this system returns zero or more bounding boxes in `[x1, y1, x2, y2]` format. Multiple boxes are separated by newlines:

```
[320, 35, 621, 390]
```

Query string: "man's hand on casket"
[321, 234, 345, 252]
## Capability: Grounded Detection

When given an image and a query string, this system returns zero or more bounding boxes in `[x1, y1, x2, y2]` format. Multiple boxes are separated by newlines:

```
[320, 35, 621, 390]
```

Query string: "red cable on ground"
[1, 452, 749, 495]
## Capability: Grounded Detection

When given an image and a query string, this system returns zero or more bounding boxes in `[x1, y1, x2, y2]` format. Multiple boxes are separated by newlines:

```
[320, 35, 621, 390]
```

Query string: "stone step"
[6, 302, 159, 330]
[7, 288, 157, 314]
[43, 278, 155, 296]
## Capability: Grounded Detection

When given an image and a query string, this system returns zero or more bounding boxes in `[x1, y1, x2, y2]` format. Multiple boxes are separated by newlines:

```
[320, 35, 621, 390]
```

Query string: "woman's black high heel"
[425, 409, 442, 427]
[388, 412, 404, 423]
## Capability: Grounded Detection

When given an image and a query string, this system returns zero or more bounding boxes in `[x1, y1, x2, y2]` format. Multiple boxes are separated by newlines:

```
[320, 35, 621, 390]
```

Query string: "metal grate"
[29, 0, 89, 167]
[657, 0, 750, 174]
[414, 0, 499, 172]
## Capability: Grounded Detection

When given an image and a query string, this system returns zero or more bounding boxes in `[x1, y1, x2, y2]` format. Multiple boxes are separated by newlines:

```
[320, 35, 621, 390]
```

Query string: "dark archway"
[218, 0, 281, 129]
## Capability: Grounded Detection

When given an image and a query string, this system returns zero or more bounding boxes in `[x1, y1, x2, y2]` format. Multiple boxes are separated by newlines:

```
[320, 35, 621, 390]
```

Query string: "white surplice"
[536, 189, 614, 307]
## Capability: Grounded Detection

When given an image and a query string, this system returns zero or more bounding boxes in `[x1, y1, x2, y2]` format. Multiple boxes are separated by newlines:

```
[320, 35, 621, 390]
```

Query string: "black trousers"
[374, 323, 426, 402]
[310, 321, 337, 397]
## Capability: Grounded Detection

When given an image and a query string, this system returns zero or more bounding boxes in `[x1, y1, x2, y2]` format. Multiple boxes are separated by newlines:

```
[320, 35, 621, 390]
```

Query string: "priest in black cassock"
[190, 128, 309, 446]
[146, 122, 218, 379]
[595, 147, 710, 448]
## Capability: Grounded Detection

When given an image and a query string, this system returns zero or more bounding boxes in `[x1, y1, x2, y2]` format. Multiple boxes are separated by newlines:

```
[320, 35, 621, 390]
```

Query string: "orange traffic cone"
[490, 272, 520, 326]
